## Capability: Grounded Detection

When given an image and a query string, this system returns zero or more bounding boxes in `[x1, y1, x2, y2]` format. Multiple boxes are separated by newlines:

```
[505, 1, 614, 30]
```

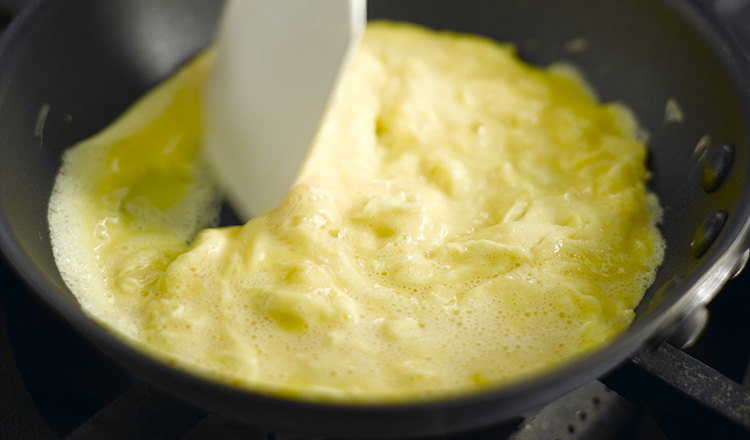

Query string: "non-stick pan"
[1, 0, 749, 438]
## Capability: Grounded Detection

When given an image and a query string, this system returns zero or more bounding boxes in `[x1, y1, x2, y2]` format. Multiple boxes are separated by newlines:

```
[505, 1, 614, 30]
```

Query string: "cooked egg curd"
[49, 23, 664, 402]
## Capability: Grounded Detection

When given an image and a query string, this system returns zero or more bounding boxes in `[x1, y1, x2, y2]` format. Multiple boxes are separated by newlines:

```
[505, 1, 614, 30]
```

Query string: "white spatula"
[203, 0, 366, 221]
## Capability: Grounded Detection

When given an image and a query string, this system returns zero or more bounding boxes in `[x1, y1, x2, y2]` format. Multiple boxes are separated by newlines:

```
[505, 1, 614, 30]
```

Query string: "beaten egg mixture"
[49, 22, 664, 402]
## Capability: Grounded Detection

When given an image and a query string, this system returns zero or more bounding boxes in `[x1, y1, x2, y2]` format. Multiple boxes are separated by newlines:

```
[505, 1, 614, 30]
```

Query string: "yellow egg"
[49, 22, 664, 402]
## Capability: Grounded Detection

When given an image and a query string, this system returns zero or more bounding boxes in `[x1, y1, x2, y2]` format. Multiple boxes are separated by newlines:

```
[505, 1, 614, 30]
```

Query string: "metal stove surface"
[1, 1, 750, 439]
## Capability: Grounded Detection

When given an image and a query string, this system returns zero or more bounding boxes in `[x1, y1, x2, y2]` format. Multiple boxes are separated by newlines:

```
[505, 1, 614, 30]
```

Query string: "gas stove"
[1, 1, 749, 439]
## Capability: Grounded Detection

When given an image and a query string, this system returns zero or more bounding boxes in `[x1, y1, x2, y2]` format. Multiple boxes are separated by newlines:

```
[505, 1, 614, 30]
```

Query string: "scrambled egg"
[49, 23, 664, 402]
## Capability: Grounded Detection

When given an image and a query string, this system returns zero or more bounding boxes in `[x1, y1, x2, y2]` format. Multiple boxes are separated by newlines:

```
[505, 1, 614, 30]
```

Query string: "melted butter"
[49, 22, 664, 402]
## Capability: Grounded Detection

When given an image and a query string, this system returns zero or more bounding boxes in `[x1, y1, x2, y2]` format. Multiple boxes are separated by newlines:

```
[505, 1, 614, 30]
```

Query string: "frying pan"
[1, 0, 749, 438]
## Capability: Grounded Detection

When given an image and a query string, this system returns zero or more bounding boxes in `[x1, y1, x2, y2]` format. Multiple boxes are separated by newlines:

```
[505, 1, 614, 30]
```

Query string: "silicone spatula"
[203, 0, 367, 220]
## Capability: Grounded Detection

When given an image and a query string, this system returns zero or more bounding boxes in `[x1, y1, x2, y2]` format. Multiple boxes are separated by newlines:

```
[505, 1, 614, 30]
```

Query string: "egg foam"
[49, 22, 664, 403]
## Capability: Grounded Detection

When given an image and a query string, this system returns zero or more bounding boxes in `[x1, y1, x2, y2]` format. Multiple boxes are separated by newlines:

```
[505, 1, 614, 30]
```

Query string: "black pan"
[1, 0, 749, 438]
